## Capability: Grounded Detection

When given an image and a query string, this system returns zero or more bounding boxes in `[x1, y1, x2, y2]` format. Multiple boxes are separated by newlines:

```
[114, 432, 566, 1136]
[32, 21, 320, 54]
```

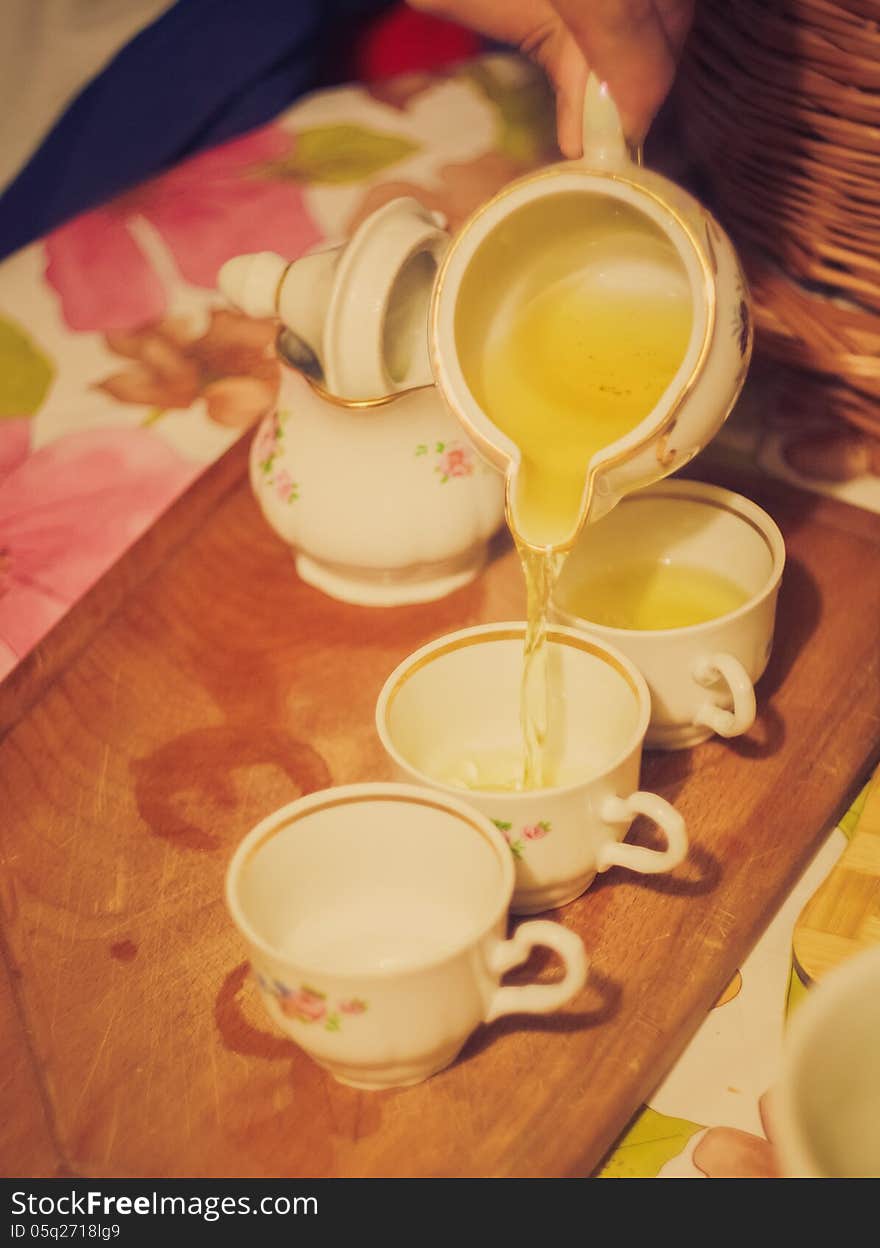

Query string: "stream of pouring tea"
[480, 259, 693, 787]
[518, 543, 566, 787]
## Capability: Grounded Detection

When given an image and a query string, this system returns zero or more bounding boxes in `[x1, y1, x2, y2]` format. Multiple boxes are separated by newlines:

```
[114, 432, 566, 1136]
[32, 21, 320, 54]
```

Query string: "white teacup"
[225, 783, 588, 1090]
[375, 624, 688, 914]
[773, 945, 880, 1178]
[552, 480, 785, 750]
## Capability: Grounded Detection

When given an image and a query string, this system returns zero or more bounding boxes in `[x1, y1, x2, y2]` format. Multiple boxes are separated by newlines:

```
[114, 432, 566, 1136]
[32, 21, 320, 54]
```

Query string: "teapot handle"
[580, 73, 643, 170]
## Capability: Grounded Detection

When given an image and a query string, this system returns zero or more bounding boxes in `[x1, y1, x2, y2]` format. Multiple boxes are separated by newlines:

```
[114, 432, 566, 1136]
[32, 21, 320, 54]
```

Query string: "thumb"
[550, 0, 683, 142]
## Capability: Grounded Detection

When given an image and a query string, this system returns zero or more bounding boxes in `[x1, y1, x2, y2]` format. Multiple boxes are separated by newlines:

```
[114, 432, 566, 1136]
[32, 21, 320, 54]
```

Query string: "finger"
[551, 33, 591, 158]
[550, 0, 680, 140]
[693, 1127, 781, 1179]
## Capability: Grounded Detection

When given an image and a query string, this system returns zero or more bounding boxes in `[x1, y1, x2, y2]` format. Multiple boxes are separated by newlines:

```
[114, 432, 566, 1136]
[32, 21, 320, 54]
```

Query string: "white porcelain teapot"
[430, 76, 753, 549]
[219, 199, 505, 607]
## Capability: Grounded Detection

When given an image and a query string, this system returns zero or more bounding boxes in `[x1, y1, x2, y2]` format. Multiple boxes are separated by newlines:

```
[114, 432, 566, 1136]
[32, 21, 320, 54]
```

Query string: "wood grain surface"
[0, 444, 878, 1178]
[0, 953, 61, 1177]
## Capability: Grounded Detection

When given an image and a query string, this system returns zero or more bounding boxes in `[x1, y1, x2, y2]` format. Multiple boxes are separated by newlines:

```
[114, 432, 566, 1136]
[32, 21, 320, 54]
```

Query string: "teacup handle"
[484, 922, 589, 1023]
[692, 652, 757, 739]
[597, 792, 688, 874]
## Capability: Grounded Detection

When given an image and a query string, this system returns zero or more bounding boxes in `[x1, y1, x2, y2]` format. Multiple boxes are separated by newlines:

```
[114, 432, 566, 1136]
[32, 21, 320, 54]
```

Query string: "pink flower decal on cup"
[492, 818, 552, 859]
[280, 985, 326, 1023]
[257, 971, 369, 1032]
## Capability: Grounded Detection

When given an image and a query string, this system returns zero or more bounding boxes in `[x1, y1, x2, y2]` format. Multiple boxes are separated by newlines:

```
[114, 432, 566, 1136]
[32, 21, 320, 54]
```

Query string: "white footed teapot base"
[294, 546, 487, 607]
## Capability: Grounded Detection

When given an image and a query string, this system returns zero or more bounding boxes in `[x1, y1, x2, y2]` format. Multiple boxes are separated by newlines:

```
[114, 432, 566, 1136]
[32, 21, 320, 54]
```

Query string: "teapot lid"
[219, 197, 449, 401]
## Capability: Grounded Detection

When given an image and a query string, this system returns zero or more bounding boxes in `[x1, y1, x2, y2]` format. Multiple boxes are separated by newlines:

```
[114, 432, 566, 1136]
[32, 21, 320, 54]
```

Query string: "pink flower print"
[279, 986, 327, 1024]
[441, 444, 473, 479]
[418, 439, 475, 483]
[523, 820, 552, 840]
[273, 468, 299, 503]
[0, 419, 30, 479]
[255, 410, 297, 501]
[0, 422, 196, 682]
[96, 310, 279, 430]
[45, 127, 324, 332]
[340, 999, 368, 1015]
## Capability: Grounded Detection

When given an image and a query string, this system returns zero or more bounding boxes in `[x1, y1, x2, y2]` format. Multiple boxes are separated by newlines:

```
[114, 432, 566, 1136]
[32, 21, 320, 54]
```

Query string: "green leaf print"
[509, 840, 524, 860]
[325, 1014, 341, 1033]
[262, 125, 420, 185]
[492, 819, 512, 832]
[597, 1106, 705, 1178]
[0, 315, 54, 417]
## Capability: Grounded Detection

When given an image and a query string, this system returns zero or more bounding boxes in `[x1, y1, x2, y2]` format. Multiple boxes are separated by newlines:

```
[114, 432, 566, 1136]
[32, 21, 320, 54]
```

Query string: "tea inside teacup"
[378, 626, 645, 795]
[556, 559, 751, 631]
[555, 486, 778, 632]
[377, 626, 686, 913]
[433, 746, 585, 794]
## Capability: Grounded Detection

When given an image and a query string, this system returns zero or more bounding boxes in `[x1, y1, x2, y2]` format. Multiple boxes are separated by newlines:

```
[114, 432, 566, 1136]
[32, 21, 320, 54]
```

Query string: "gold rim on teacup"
[226, 781, 515, 980]
[552, 480, 786, 639]
[376, 622, 650, 799]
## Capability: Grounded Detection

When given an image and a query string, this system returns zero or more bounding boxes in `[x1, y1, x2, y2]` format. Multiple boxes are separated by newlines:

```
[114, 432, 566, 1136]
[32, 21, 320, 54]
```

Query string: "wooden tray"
[1, 439, 878, 1178]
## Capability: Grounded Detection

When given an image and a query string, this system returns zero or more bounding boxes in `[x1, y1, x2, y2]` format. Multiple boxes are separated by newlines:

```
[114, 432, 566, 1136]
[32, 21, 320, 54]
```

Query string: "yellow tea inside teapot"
[455, 194, 693, 549]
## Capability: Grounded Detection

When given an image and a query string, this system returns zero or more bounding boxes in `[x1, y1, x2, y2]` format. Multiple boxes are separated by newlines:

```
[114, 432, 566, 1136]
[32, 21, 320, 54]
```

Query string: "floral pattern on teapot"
[415, 439, 475, 483]
[255, 409, 300, 503]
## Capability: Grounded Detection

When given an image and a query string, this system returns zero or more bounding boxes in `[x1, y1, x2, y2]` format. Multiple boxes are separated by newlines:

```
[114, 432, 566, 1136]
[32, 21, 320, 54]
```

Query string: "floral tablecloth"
[1, 52, 877, 1178]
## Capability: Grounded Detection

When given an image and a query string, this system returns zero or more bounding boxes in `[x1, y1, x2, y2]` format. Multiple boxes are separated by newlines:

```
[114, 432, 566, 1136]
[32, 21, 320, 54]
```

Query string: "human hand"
[407, 1, 694, 153]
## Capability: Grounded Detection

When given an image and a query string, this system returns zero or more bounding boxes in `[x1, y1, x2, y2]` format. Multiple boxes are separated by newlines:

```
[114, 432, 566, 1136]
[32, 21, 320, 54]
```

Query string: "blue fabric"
[0, 0, 392, 259]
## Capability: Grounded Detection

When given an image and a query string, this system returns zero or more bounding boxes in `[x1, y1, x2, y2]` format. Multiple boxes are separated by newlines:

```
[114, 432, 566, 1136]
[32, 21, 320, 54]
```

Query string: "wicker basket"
[676, 0, 880, 439]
